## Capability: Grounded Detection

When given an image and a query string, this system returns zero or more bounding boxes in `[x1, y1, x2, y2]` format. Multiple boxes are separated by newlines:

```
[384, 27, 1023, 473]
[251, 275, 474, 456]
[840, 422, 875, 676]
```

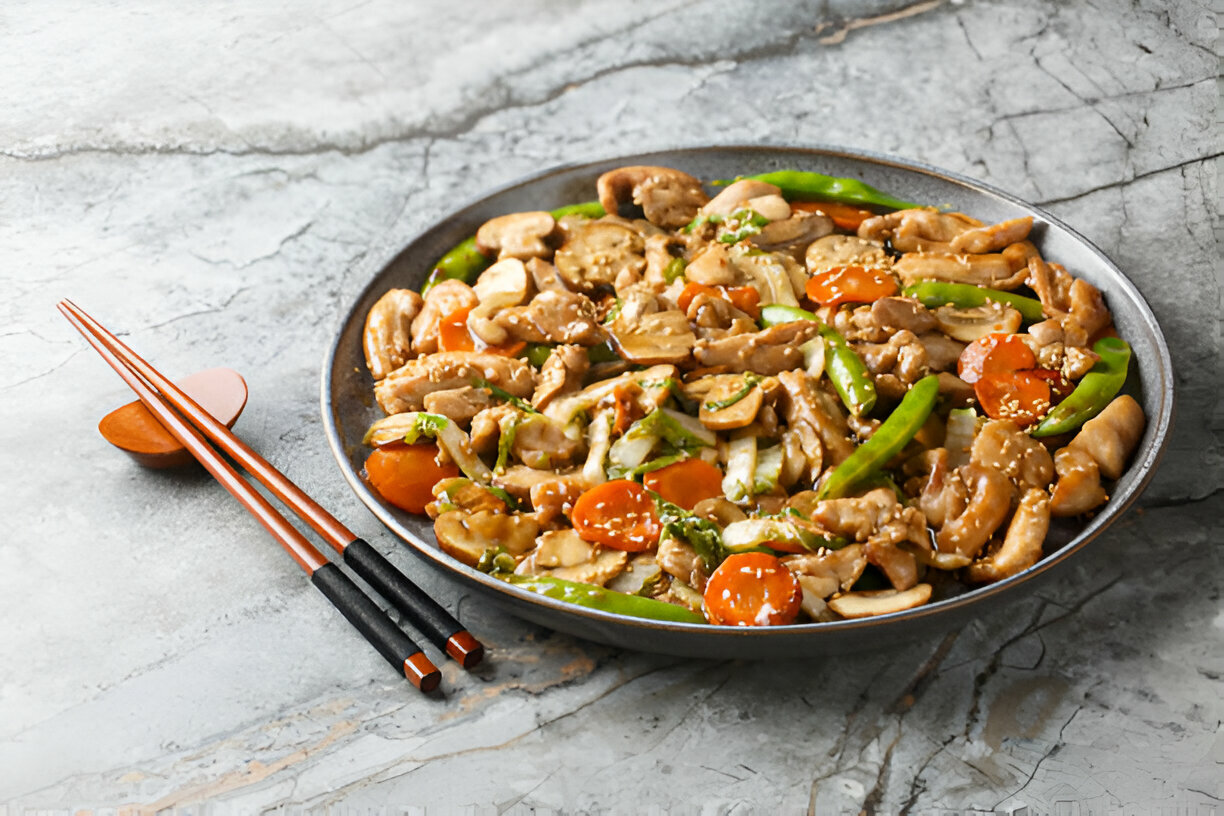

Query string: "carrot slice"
[804, 266, 897, 310]
[703, 552, 802, 626]
[437, 305, 525, 357]
[791, 200, 876, 232]
[365, 442, 460, 514]
[957, 333, 1036, 384]
[974, 370, 1052, 427]
[643, 459, 725, 510]
[571, 480, 661, 552]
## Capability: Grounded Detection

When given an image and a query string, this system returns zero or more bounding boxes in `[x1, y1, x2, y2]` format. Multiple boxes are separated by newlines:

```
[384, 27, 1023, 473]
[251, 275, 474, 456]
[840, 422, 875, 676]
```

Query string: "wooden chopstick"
[59, 302, 447, 691]
[61, 299, 483, 669]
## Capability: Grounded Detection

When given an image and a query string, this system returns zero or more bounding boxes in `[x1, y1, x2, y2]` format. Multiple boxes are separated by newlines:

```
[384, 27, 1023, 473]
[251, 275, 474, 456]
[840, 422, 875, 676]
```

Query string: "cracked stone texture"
[2, 0, 1219, 812]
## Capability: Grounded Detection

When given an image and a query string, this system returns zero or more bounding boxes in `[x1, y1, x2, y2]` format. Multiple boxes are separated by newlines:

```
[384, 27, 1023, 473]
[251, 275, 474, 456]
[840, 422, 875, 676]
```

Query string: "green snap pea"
[520, 343, 554, 367]
[420, 201, 605, 295]
[1031, 337, 1131, 437]
[903, 281, 1045, 323]
[505, 574, 705, 623]
[717, 170, 920, 211]
[759, 304, 877, 417]
[817, 374, 940, 500]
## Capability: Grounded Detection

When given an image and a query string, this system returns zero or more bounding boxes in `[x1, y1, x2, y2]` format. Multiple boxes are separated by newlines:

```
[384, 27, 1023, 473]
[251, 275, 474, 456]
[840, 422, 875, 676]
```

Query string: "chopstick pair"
[59, 299, 483, 693]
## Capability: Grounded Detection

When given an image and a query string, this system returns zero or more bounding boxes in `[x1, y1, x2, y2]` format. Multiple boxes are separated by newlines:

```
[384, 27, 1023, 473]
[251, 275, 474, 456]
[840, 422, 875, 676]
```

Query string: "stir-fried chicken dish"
[359, 166, 1146, 626]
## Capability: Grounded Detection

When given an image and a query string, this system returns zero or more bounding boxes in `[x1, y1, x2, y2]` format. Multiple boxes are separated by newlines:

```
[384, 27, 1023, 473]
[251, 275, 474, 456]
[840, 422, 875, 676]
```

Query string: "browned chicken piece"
[607, 309, 696, 366]
[597, 165, 709, 229]
[656, 535, 707, 592]
[917, 332, 966, 372]
[642, 233, 686, 290]
[554, 219, 645, 291]
[830, 304, 892, 343]
[935, 463, 1013, 558]
[966, 488, 1050, 582]
[870, 297, 937, 334]
[686, 292, 756, 333]
[856, 330, 930, 385]
[1001, 240, 1041, 272]
[691, 496, 749, 527]
[805, 234, 890, 275]
[363, 288, 423, 380]
[949, 216, 1034, 254]
[700, 178, 783, 217]
[433, 509, 539, 567]
[909, 448, 969, 528]
[495, 289, 605, 346]
[422, 385, 492, 425]
[858, 209, 983, 253]
[776, 369, 856, 466]
[526, 257, 571, 293]
[893, 252, 1029, 290]
[684, 242, 736, 286]
[970, 419, 1055, 491]
[409, 279, 479, 355]
[528, 472, 590, 529]
[425, 477, 508, 518]
[531, 344, 589, 410]
[803, 488, 926, 591]
[492, 465, 584, 501]
[1026, 256, 1075, 316]
[1062, 278, 1112, 348]
[375, 351, 534, 415]
[475, 211, 558, 261]
[510, 414, 584, 470]
[694, 320, 821, 375]
[1049, 395, 1145, 516]
[782, 544, 867, 599]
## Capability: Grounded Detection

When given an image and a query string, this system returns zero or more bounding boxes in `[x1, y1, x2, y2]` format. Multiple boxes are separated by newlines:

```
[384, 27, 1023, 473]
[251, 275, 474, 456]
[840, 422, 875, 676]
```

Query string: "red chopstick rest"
[98, 368, 247, 468]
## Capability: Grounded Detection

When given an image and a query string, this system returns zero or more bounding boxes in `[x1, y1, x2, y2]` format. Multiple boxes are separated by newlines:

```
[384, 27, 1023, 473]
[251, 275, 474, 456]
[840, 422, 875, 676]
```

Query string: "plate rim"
[320, 143, 1175, 645]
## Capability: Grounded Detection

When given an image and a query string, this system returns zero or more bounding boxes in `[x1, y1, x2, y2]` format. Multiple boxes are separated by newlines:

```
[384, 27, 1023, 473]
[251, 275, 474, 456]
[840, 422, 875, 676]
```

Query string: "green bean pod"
[1031, 337, 1132, 437]
[420, 201, 605, 295]
[505, 574, 705, 623]
[817, 374, 940, 500]
[903, 281, 1046, 323]
[759, 304, 877, 417]
[720, 170, 920, 211]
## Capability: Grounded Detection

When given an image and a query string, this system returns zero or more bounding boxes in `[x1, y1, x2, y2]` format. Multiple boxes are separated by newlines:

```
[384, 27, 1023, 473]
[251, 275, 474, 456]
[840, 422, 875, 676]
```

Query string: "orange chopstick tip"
[445, 630, 485, 669]
[404, 652, 442, 692]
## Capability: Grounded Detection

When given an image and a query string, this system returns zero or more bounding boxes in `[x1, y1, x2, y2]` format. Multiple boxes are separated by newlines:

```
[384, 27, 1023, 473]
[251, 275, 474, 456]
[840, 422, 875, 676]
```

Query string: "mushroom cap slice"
[701, 179, 782, 217]
[475, 211, 559, 260]
[554, 220, 645, 291]
[597, 165, 709, 229]
[827, 583, 933, 618]
[932, 303, 1023, 343]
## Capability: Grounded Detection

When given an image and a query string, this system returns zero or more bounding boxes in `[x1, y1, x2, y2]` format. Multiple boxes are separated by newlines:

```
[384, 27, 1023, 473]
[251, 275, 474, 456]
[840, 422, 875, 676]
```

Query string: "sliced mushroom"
[553, 220, 646, 292]
[805, 234, 890, 275]
[467, 258, 533, 346]
[748, 211, 834, 257]
[607, 308, 695, 366]
[433, 509, 539, 567]
[827, 584, 933, 618]
[475, 211, 558, 260]
[931, 302, 1023, 343]
[597, 165, 709, 229]
[701, 179, 783, 217]
[696, 374, 766, 431]
[363, 288, 423, 380]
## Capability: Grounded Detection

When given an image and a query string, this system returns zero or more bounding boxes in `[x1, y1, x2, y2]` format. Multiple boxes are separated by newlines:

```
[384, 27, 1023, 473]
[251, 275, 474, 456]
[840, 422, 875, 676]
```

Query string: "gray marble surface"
[3, 0, 1220, 812]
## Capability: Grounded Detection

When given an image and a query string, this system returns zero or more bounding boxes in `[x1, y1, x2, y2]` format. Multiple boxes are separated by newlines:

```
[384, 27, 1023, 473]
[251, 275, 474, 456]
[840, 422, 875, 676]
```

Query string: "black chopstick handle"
[343, 538, 484, 668]
[310, 562, 441, 692]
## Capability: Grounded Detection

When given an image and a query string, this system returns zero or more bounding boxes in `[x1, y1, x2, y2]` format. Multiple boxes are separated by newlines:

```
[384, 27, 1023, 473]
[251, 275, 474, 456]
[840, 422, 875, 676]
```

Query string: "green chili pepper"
[421, 201, 605, 295]
[716, 170, 920, 211]
[505, 574, 705, 623]
[421, 236, 492, 295]
[903, 281, 1045, 323]
[1031, 337, 1131, 437]
[549, 200, 606, 220]
[521, 343, 554, 367]
[759, 304, 877, 417]
[817, 374, 940, 500]
[663, 257, 687, 283]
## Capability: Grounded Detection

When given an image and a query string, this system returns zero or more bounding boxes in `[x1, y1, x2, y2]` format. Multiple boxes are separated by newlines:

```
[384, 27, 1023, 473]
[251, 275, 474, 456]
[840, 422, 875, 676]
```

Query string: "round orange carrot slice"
[704, 552, 803, 626]
[571, 480, 661, 552]
[643, 459, 725, 510]
[365, 442, 460, 514]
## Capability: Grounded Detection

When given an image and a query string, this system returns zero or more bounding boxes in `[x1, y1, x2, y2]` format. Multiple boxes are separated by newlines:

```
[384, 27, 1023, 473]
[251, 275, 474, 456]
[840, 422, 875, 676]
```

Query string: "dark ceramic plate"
[322, 145, 1173, 659]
